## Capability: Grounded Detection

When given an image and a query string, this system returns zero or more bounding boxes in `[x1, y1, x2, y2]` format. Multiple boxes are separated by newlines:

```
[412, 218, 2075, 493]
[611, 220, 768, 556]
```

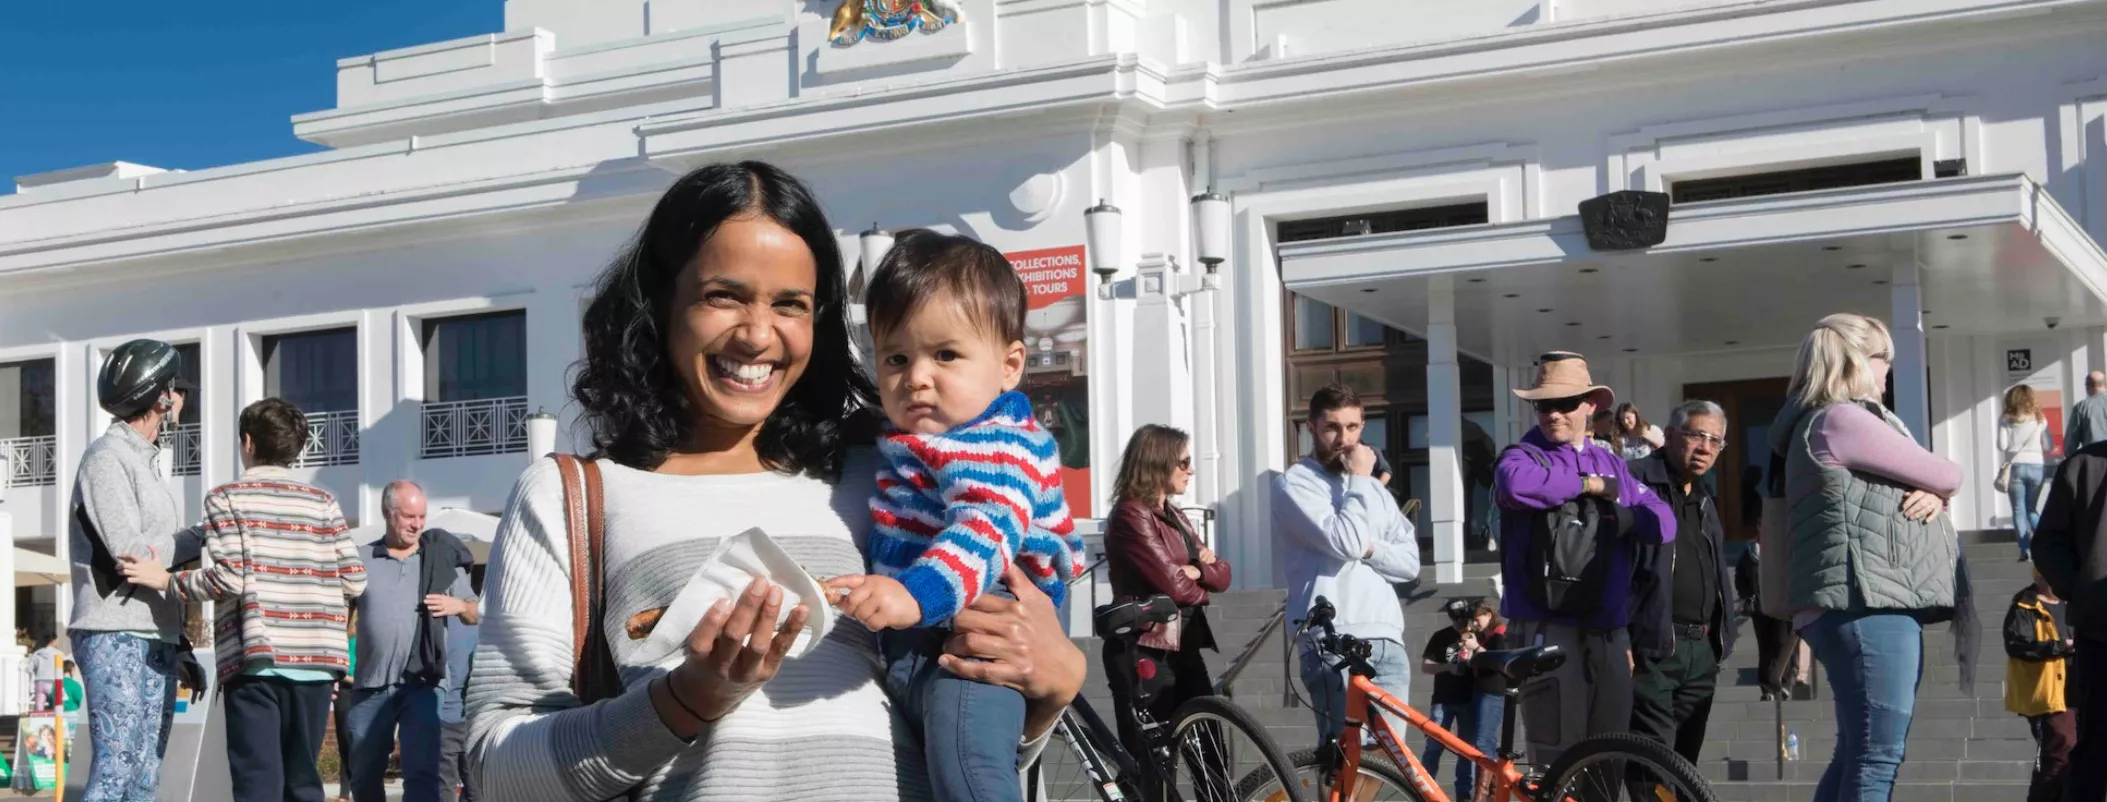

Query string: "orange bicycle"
[1236, 598, 1719, 802]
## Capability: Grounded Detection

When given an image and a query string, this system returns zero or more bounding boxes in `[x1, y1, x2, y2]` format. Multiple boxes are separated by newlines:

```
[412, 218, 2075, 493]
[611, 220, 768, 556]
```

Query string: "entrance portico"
[1280, 174, 2107, 583]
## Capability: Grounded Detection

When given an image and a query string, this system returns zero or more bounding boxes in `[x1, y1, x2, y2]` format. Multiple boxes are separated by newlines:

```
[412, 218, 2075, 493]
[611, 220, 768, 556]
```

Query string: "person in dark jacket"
[346, 480, 477, 802]
[2003, 573, 2075, 802]
[1737, 543, 1805, 701]
[2028, 439, 2107, 801]
[1102, 425, 1231, 761]
[1625, 400, 1737, 765]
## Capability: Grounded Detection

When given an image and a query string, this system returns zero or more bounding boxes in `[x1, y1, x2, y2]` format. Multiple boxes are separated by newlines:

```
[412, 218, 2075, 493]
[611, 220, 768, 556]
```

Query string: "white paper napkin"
[631, 528, 838, 668]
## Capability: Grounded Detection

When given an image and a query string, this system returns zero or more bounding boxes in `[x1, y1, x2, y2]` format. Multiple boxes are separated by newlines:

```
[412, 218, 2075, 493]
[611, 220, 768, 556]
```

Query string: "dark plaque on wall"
[1577, 190, 1672, 251]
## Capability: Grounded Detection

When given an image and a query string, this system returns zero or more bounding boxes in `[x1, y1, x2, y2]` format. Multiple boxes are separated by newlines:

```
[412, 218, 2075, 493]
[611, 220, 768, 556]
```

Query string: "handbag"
[554, 454, 622, 704]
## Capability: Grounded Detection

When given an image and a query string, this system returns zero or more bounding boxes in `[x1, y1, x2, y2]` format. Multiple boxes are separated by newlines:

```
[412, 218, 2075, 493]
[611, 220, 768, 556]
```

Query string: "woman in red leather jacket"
[1103, 424, 1233, 755]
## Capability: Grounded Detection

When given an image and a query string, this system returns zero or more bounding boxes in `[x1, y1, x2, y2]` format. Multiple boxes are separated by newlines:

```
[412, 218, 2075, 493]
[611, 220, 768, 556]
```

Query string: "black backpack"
[1504, 444, 1630, 616]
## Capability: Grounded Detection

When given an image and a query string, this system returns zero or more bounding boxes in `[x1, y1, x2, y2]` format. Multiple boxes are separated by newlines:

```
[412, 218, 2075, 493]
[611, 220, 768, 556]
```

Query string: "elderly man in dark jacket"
[1626, 400, 1738, 765]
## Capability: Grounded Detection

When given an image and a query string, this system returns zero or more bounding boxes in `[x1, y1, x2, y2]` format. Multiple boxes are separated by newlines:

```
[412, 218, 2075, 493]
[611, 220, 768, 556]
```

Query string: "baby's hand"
[823, 575, 923, 631]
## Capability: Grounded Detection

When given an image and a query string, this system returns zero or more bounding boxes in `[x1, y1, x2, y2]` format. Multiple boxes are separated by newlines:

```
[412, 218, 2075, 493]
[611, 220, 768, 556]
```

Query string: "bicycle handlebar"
[1297, 596, 1377, 678]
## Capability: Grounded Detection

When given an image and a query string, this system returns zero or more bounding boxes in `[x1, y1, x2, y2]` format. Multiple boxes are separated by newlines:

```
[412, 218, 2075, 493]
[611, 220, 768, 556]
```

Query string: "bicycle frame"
[1332, 674, 1528, 802]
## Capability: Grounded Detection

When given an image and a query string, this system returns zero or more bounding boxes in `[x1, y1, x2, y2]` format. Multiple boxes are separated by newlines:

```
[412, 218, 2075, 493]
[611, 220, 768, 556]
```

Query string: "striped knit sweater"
[870, 391, 1083, 627]
[172, 465, 367, 680]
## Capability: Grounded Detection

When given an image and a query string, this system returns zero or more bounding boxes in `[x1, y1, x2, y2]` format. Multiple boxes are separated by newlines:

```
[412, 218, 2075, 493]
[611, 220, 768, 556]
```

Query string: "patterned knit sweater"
[870, 391, 1083, 626]
[172, 465, 367, 680]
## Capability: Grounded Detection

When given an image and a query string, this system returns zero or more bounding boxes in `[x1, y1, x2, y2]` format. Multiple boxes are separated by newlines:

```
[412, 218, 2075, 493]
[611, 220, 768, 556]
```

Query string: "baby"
[826, 229, 1081, 802]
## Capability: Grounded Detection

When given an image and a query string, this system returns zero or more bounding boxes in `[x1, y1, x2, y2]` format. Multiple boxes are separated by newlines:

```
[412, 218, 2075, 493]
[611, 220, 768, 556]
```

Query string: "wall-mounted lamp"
[849, 223, 893, 326]
[1191, 190, 1231, 292]
[1084, 200, 1122, 300]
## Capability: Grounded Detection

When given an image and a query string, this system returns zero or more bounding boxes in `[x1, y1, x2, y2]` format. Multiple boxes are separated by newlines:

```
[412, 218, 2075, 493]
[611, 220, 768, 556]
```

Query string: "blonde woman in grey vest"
[1767, 313, 1967, 802]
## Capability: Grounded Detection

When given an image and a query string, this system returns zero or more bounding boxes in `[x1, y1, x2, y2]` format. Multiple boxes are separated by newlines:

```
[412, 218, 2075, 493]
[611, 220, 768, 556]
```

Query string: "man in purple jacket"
[1494, 351, 1675, 766]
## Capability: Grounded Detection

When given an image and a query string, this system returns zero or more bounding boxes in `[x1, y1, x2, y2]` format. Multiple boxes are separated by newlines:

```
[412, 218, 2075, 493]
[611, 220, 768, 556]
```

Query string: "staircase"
[1058, 537, 2043, 802]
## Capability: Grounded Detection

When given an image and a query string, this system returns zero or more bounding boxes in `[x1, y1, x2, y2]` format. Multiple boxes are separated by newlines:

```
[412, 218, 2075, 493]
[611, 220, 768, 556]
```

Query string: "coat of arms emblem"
[828, 0, 963, 47]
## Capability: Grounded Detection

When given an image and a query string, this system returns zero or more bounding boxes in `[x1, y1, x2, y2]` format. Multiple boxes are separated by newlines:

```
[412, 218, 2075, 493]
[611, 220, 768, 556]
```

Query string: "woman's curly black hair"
[572, 161, 880, 478]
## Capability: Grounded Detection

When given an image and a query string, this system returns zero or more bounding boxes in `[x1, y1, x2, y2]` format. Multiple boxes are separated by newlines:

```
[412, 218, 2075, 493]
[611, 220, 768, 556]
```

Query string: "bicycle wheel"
[1233, 746, 1426, 802]
[1158, 695, 1313, 802]
[1037, 699, 1144, 802]
[1539, 733, 1720, 802]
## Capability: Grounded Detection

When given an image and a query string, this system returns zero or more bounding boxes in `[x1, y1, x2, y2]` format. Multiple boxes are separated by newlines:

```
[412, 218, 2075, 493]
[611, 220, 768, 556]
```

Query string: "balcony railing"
[293, 409, 361, 468]
[421, 396, 529, 459]
[1, 436, 57, 487]
[169, 423, 202, 477]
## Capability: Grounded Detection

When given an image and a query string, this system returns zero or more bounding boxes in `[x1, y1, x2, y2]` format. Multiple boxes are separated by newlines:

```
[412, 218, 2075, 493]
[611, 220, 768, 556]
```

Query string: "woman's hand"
[1179, 565, 1203, 580]
[118, 550, 171, 591]
[940, 563, 1086, 741]
[1901, 489, 1945, 522]
[1196, 547, 1218, 566]
[652, 577, 810, 739]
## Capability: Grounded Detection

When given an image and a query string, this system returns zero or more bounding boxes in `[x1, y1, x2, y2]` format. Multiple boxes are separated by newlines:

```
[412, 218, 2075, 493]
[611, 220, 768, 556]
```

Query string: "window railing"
[294, 409, 361, 468]
[169, 423, 202, 477]
[1, 436, 57, 487]
[420, 396, 529, 459]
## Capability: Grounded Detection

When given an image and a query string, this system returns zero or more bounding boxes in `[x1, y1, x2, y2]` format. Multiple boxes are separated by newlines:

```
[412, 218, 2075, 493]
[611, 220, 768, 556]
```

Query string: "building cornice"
[1, 0, 2099, 280]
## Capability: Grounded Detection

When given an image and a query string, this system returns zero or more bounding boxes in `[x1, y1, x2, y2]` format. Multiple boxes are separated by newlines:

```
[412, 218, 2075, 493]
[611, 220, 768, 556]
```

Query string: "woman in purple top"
[1769, 313, 1969, 802]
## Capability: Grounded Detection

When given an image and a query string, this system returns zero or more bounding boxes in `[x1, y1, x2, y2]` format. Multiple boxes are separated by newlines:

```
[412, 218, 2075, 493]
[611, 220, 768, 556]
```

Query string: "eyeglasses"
[1177, 457, 1194, 471]
[1533, 397, 1586, 415]
[1680, 430, 1728, 449]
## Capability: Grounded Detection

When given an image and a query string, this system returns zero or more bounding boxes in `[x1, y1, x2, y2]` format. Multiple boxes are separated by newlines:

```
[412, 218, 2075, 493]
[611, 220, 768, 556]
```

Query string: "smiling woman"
[466, 162, 1087, 802]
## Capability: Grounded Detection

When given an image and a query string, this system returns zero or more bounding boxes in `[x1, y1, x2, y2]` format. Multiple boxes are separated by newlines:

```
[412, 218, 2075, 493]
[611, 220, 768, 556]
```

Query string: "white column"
[53, 342, 89, 632]
[1892, 263, 1932, 447]
[1427, 276, 1465, 584]
[1129, 254, 1192, 433]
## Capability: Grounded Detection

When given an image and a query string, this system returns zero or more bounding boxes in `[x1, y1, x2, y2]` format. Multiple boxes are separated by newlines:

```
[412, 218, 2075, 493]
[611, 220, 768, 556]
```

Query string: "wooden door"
[1682, 378, 1792, 543]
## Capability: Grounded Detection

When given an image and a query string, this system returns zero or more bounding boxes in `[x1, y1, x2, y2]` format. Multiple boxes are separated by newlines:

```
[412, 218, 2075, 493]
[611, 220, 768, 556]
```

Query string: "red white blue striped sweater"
[869, 391, 1083, 626]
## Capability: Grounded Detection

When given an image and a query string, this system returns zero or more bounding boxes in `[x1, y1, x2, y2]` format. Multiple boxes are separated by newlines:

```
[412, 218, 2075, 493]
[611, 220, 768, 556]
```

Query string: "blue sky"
[0, 1, 502, 192]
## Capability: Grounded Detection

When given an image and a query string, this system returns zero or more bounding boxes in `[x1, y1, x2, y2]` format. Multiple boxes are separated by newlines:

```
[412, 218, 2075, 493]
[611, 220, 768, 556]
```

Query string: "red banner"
[1007, 245, 1087, 310]
[1005, 245, 1091, 518]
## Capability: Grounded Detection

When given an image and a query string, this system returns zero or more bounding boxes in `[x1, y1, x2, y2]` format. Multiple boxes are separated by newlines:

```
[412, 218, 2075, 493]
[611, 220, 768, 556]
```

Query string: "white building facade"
[4, 0, 2107, 635]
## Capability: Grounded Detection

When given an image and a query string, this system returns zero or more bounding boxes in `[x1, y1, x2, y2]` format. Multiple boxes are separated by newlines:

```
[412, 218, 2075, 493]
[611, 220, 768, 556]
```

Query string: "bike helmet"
[97, 339, 182, 419]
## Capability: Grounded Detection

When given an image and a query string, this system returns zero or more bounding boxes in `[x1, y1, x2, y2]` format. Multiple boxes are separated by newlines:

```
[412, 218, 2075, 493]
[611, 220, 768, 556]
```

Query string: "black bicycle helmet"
[98, 339, 182, 419]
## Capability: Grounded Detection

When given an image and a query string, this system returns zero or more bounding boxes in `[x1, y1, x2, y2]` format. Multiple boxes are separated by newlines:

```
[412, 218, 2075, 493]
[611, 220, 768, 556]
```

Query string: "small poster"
[1006, 245, 1092, 518]
[2005, 341, 2069, 457]
[11, 712, 69, 791]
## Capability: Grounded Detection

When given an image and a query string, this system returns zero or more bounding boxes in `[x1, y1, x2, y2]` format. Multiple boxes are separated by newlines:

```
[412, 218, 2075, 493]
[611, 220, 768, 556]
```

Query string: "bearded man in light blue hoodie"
[1273, 383, 1420, 748]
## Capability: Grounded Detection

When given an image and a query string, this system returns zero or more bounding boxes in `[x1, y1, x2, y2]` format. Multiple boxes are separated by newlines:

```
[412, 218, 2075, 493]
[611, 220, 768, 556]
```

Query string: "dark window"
[1670, 157, 1923, 204]
[422, 311, 527, 403]
[265, 329, 359, 413]
[172, 343, 202, 427]
[1277, 202, 1489, 242]
[0, 359, 55, 439]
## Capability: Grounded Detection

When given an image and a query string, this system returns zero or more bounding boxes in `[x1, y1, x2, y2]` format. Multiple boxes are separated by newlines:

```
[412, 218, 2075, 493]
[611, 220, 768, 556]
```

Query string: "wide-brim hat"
[1513, 351, 1615, 408]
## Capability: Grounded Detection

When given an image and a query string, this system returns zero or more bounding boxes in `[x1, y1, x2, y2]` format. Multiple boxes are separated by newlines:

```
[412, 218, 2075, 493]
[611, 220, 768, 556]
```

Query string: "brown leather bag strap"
[553, 454, 613, 703]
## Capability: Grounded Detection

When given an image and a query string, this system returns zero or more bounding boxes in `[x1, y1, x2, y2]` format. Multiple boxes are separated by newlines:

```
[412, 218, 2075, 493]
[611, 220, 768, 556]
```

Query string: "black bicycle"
[1029, 596, 1311, 802]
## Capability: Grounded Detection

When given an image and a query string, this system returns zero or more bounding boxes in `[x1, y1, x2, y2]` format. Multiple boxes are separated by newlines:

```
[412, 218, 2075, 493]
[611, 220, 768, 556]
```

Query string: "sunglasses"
[1177, 457, 1194, 471]
[1533, 396, 1587, 415]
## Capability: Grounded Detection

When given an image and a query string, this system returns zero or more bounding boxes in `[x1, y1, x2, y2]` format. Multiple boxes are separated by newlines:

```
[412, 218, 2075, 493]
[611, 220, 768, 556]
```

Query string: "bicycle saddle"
[1093, 596, 1179, 640]
[1469, 645, 1565, 683]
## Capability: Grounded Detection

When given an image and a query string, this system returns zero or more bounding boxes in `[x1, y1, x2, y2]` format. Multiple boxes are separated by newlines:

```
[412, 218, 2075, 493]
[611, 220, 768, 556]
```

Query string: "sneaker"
[2021, 554, 2032, 563]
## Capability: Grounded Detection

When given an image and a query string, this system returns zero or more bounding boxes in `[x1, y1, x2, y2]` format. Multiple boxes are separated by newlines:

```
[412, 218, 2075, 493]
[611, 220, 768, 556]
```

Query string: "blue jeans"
[1422, 692, 1503, 801]
[76, 632, 179, 802]
[2010, 462, 2046, 555]
[345, 683, 442, 802]
[883, 626, 1026, 802]
[1800, 611, 1923, 802]
[1298, 636, 1412, 747]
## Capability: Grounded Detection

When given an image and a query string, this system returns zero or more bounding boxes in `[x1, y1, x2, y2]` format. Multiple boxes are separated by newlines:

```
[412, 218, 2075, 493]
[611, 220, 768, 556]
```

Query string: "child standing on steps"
[826, 229, 1083, 802]
[2004, 570, 2075, 802]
